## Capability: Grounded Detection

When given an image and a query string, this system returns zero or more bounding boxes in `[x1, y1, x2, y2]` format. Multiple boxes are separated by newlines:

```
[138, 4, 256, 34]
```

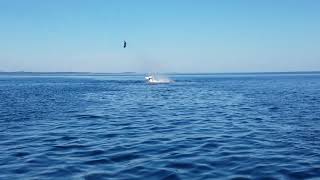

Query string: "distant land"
[0, 71, 319, 75]
[0, 71, 141, 76]
[0, 71, 136, 74]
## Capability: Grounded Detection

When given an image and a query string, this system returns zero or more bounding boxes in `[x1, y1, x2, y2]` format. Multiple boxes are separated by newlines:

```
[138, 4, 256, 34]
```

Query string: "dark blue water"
[1, 73, 320, 180]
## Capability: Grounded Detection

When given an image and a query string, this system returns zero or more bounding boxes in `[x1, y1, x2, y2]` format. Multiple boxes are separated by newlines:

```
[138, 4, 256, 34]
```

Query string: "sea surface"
[0, 73, 320, 180]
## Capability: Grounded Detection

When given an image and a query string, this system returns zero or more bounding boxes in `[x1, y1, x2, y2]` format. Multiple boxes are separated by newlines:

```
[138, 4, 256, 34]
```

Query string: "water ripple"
[1, 74, 320, 179]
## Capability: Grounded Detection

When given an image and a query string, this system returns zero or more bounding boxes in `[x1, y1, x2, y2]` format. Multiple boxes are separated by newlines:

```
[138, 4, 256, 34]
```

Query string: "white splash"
[145, 73, 174, 84]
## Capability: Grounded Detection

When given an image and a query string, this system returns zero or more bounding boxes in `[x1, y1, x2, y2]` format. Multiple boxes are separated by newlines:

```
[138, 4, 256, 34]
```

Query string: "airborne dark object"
[123, 40, 126, 48]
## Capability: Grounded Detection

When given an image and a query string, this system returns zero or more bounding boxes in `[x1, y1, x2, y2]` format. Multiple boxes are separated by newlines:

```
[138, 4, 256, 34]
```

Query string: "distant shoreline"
[0, 71, 319, 75]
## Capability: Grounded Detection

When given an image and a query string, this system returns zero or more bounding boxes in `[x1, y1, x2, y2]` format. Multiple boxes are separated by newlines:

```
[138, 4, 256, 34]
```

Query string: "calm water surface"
[0, 73, 320, 180]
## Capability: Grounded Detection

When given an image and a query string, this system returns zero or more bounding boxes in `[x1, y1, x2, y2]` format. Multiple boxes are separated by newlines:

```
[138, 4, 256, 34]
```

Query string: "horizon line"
[0, 70, 320, 75]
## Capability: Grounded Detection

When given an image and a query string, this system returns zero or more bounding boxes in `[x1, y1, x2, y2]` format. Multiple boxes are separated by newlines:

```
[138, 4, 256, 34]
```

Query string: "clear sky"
[1, 0, 320, 73]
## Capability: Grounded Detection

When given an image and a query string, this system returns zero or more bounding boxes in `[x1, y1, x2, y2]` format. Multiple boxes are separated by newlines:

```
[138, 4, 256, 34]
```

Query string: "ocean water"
[0, 73, 320, 180]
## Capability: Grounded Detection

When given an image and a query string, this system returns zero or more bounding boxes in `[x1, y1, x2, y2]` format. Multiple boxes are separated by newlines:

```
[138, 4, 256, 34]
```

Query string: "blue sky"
[1, 0, 319, 73]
